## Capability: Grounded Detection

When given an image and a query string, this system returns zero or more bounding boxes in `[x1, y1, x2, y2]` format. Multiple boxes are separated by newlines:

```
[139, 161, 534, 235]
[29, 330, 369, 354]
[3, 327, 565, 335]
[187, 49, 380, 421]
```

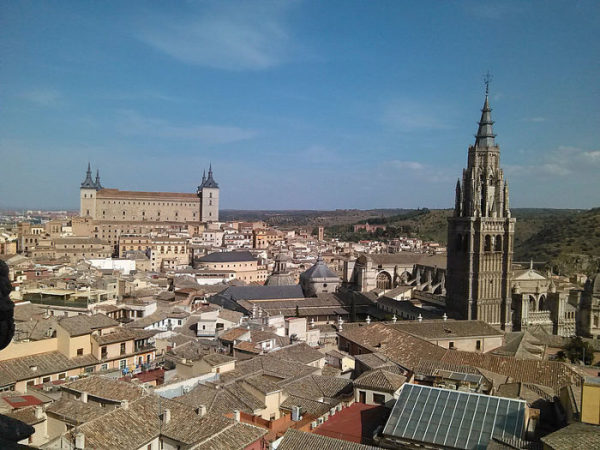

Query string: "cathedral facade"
[446, 91, 515, 330]
[79, 164, 219, 223]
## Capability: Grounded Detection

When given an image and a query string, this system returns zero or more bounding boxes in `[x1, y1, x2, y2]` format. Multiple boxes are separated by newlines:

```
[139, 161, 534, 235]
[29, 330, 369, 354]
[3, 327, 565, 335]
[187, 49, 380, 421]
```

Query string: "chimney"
[162, 408, 171, 424]
[197, 405, 207, 417]
[392, 314, 397, 323]
[417, 314, 423, 322]
[234, 410, 240, 422]
[365, 315, 371, 325]
[443, 313, 448, 321]
[74, 432, 85, 449]
[81, 392, 88, 403]
[34, 406, 44, 420]
[121, 399, 129, 410]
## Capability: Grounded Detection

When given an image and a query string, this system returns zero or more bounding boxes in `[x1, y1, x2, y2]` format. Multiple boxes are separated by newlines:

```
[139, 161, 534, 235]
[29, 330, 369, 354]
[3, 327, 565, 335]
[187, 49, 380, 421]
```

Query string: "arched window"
[495, 235, 502, 252]
[528, 295, 536, 312]
[539, 295, 546, 311]
[376, 271, 392, 290]
[484, 235, 492, 252]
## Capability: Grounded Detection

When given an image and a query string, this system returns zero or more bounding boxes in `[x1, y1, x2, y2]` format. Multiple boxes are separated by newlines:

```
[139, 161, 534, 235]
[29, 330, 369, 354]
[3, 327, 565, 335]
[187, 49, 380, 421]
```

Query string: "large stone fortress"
[446, 89, 515, 331]
[79, 163, 219, 223]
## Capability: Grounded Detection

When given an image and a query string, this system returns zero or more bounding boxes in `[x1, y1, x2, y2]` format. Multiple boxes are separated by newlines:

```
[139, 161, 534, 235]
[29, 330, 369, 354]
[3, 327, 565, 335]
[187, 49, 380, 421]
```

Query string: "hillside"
[516, 207, 600, 275]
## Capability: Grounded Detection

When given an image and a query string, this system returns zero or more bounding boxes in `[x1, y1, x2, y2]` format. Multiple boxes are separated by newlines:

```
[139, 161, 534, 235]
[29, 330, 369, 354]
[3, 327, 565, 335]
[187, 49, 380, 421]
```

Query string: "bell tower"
[446, 80, 515, 330]
[197, 164, 220, 222]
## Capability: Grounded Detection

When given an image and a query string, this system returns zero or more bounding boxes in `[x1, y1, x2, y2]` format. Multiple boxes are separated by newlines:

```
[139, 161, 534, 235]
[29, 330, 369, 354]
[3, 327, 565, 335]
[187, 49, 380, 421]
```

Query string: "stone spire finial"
[94, 169, 103, 190]
[475, 76, 497, 148]
[81, 162, 95, 188]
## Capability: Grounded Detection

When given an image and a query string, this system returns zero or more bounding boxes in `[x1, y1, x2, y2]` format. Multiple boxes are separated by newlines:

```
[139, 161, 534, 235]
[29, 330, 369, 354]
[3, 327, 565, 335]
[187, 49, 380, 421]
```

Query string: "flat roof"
[383, 384, 526, 449]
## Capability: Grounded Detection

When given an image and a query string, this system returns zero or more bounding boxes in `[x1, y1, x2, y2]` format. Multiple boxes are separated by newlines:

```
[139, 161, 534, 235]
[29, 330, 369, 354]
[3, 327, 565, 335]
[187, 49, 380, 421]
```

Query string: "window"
[120, 343, 126, 355]
[77, 348, 84, 356]
[101, 346, 107, 358]
[101, 363, 108, 371]
[58, 372, 66, 380]
[373, 393, 386, 405]
[449, 341, 455, 349]
[119, 360, 127, 370]
[42, 376, 51, 383]
[476, 340, 481, 351]
[84, 366, 95, 374]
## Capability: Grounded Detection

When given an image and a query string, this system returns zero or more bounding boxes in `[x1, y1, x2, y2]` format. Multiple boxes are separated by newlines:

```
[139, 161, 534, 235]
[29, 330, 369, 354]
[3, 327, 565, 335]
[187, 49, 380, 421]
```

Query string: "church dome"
[300, 255, 339, 282]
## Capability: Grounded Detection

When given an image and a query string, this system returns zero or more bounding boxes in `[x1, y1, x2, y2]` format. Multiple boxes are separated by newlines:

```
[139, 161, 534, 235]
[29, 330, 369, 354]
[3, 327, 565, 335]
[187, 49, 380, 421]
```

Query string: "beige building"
[30, 236, 112, 262]
[119, 235, 189, 272]
[79, 164, 219, 223]
[195, 250, 268, 283]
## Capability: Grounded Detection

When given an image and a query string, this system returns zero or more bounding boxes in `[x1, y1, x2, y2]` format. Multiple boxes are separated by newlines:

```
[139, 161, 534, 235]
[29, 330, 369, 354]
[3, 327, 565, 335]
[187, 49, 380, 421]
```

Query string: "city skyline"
[2, 1, 599, 210]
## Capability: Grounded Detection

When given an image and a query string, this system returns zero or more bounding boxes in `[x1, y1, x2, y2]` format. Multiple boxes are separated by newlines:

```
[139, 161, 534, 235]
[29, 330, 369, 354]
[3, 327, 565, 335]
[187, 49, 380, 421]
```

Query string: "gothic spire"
[201, 169, 206, 186]
[94, 169, 103, 190]
[203, 164, 219, 188]
[475, 94, 497, 148]
[81, 162, 95, 188]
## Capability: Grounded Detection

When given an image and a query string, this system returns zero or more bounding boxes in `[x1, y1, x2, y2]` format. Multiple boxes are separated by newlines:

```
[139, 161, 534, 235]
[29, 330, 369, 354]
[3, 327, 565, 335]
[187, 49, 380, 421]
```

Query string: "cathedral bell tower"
[446, 82, 515, 330]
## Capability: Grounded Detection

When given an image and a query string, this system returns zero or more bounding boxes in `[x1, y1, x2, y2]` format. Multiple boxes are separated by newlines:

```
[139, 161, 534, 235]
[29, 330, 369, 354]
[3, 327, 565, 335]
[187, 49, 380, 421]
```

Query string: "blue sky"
[1, 1, 599, 210]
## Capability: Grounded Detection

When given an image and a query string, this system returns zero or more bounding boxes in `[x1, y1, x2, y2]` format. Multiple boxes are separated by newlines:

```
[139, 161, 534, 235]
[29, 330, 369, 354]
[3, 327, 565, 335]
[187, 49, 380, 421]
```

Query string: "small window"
[373, 393, 386, 405]
[449, 342, 455, 349]
[476, 340, 481, 351]
[77, 348, 84, 356]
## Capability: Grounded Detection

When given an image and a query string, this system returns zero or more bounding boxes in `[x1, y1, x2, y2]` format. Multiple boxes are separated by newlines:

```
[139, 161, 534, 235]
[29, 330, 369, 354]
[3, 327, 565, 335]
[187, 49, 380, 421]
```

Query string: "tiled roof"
[283, 375, 353, 400]
[190, 422, 267, 450]
[70, 395, 234, 449]
[280, 395, 333, 416]
[97, 188, 197, 199]
[92, 328, 157, 345]
[46, 397, 107, 423]
[340, 323, 582, 392]
[354, 369, 407, 393]
[388, 319, 503, 339]
[63, 376, 145, 402]
[361, 252, 446, 269]
[244, 375, 282, 394]
[269, 342, 325, 365]
[4, 406, 45, 426]
[175, 382, 265, 415]
[0, 351, 98, 386]
[219, 327, 250, 342]
[278, 429, 378, 450]
[541, 422, 600, 449]
[58, 314, 118, 336]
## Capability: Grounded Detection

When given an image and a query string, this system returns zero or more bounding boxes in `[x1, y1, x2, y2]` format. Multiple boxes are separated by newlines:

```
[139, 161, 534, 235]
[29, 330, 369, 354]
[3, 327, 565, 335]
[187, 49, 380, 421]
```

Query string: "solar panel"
[383, 384, 527, 450]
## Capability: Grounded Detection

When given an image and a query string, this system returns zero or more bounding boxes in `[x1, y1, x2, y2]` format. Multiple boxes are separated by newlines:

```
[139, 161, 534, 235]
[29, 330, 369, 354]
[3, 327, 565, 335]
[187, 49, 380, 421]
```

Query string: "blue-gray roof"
[220, 285, 305, 302]
[197, 251, 256, 263]
[300, 256, 339, 281]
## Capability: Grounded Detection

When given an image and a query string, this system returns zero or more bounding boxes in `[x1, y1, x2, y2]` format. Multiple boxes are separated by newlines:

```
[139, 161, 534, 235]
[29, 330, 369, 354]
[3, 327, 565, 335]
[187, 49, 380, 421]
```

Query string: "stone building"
[446, 89, 515, 330]
[579, 273, 600, 339]
[79, 163, 219, 223]
[265, 253, 295, 286]
[510, 263, 577, 336]
[299, 255, 340, 296]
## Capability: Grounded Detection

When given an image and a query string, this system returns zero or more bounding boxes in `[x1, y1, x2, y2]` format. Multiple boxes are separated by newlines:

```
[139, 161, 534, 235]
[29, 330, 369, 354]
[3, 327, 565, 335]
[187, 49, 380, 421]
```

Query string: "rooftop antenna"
[484, 71, 493, 96]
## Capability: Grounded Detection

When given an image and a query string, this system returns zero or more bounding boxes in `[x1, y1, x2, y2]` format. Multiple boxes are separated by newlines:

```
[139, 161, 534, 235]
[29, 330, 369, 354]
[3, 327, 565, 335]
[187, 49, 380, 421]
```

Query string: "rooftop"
[58, 313, 118, 337]
[388, 319, 503, 339]
[63, 376, 145, 402]
[278, 428, 379, 450]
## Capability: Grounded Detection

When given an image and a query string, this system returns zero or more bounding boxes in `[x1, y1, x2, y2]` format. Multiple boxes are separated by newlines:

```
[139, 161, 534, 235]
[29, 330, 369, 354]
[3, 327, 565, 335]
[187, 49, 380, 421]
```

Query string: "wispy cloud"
[20, 88, 61, 106]
[135, 2, 299, 70]
[505, 146, 600, 178]
[116, 111, 257, 144]
[522, 116, 546, 123]
[382, 99, 454, 132]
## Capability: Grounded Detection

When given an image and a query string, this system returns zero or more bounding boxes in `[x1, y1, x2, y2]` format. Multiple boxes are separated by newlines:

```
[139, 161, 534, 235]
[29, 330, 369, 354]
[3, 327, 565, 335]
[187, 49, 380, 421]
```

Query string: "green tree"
[564, 337, 594, 365]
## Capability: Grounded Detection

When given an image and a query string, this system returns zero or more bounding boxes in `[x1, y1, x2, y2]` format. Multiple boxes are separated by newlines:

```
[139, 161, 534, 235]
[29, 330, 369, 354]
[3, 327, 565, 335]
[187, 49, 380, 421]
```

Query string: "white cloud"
[506, 146, 600, 178]
[20, 88, 61, 106]
[135, 2, 298, 70]
[522, 117, 546, 123]
[391, 160, 426, 170]
[116, 111, 257, 144]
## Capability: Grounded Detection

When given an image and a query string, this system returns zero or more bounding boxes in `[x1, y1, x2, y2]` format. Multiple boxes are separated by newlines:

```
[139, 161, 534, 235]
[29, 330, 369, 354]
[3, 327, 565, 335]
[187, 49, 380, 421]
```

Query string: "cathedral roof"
[300, 255, 339, 281]
[474, 94, 497, 148]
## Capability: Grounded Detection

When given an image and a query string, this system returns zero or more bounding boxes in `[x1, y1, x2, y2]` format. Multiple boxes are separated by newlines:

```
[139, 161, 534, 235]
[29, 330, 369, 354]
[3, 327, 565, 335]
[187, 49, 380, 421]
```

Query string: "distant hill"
[515, 207, 600, 275]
